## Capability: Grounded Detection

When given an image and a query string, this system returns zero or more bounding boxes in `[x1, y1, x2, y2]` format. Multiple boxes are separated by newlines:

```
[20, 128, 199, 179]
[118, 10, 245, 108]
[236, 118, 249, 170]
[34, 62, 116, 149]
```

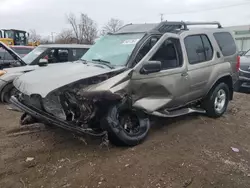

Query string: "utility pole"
[51, 32, 56, 43]
[160, 13, 164, 22]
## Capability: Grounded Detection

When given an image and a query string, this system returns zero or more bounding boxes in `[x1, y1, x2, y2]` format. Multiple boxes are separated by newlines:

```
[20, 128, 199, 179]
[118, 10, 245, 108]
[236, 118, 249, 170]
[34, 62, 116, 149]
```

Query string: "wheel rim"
[214, 89, 226, 113]
[119, 112, 140, 135]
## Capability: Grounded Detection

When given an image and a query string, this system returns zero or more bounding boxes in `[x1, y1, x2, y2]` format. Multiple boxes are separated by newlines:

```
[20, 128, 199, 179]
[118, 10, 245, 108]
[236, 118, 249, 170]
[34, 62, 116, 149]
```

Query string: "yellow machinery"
[0, 29, 40, 46]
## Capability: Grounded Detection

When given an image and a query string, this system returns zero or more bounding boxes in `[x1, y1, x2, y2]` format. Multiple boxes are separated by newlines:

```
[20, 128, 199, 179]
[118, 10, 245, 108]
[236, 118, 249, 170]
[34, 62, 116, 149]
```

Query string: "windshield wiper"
[92, 59, 114, 69]
[77, 59, 87, 63]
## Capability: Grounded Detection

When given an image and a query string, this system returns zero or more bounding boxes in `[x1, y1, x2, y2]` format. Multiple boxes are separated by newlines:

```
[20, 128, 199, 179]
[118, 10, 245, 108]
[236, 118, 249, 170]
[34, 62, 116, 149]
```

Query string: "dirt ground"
[1, 93, 250, 188]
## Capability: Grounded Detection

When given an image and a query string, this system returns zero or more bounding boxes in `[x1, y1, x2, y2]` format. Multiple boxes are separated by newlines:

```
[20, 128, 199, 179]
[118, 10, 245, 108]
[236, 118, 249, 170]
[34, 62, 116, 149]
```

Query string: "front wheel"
[1, 84, 19, 103]
[203, 83, 229, 118]
[101, 103, 150, 146]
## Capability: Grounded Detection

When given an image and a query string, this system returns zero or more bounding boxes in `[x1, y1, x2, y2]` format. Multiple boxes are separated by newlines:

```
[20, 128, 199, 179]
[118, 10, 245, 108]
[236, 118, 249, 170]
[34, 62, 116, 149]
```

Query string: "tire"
[1, 83, 19, 103]
[101, 102, 150, 147]
[203, 82, 229, 118]
[20, 113, 37, 125]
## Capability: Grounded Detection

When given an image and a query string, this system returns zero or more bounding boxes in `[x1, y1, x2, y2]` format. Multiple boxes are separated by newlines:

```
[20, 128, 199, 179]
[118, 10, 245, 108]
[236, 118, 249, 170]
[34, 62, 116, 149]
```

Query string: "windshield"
[22, 47, 47, 64]
[81, 33, 144, 66]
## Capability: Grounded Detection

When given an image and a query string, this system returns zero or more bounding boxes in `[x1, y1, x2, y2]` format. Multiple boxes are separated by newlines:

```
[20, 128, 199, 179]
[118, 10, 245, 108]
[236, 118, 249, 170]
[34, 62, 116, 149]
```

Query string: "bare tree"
[55, 29, 76, 44]
[67, 13, 80, 43]
[40, 36, 50, 44]
[101, 18, 124, 35]
[29, 29, 41, 42]
[67, 13, 98, 44]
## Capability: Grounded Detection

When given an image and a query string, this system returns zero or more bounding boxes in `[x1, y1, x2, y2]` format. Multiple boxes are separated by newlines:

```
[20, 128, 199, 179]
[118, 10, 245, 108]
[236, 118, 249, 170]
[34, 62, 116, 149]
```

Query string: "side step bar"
[151, 107, 205, 118]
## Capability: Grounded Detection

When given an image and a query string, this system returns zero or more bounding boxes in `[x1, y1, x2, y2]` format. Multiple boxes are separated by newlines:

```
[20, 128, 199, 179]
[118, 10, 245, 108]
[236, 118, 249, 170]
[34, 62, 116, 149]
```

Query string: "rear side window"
[72, 48, 88, 60]
[213, 32, 236, 56]
[184, 34, 213, 64]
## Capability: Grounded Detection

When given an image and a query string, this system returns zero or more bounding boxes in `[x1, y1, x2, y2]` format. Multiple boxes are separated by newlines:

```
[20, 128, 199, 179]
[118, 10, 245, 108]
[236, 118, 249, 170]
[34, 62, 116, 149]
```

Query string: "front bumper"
[239, 69, 250, 88]
[239, 76, 250, 88]
[10, 96, 105, 136]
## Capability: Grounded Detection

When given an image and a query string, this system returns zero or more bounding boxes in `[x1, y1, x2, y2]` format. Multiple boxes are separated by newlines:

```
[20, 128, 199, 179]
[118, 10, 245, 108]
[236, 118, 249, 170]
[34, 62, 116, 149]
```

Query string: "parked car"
[0, 43, 27, 69]
[0, 42, 91, 102]
[10, 45, 35, 57]
[238, 50, 247, 56]
[11, 21, 239, 146]
[237, 49, 250, 90]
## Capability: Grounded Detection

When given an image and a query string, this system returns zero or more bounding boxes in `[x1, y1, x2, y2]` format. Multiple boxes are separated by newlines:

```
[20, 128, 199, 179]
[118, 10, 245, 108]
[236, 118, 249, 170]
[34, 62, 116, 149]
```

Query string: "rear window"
[11, 47, 33, 55]
[0, 48, 14, 60]
[213, 32, 236, 56]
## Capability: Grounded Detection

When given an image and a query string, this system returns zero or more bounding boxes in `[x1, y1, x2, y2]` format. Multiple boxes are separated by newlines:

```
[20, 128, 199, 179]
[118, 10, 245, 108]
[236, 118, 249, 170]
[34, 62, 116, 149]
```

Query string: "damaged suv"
[11, 21, 239, 146]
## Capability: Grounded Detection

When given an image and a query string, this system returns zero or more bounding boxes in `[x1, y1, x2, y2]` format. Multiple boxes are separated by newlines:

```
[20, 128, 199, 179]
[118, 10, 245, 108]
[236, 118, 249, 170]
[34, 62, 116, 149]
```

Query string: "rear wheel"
[101, 102, 150, 146]
[203, 83, 229, 118]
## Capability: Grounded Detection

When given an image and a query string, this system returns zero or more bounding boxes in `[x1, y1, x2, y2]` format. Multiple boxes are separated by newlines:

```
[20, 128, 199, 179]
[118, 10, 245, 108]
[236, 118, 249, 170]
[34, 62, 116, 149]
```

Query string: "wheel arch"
[206, 74, 233, 100]
[0, 82, 15, 102]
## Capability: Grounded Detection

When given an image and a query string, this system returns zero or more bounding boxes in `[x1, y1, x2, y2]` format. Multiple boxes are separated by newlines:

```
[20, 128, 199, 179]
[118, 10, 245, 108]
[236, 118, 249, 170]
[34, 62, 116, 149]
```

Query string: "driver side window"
[150, 38, 183, 70]
[132, 36, 160, 66]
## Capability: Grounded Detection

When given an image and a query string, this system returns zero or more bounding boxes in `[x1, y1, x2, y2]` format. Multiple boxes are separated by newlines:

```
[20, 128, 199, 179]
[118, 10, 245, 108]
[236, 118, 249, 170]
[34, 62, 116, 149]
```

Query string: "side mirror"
[140, 61, 161, 74]
[38, 58, 48, 66]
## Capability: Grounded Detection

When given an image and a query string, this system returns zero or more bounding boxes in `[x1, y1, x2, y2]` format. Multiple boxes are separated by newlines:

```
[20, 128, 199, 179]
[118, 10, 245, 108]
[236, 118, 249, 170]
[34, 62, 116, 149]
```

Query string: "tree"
[55, 29, 76, 44]
[40, 36, 50, 44]
[101, 18, 124, 35]
[67, 13, 98, 44]
[29, 29, 41, 42]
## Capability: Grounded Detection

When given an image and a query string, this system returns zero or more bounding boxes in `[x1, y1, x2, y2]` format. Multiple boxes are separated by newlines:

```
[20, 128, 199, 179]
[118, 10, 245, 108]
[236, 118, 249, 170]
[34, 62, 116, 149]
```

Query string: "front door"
[130, 33, 190, 113]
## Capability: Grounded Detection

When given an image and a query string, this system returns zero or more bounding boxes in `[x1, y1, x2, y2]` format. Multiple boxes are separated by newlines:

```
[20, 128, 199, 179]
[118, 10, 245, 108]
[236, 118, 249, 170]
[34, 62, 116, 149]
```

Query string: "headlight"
[0, 70, 6, 76]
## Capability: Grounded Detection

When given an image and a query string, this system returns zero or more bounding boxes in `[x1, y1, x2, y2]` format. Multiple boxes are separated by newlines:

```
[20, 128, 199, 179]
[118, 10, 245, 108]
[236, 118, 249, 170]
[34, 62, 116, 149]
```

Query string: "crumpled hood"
[13, 62, 125, 97]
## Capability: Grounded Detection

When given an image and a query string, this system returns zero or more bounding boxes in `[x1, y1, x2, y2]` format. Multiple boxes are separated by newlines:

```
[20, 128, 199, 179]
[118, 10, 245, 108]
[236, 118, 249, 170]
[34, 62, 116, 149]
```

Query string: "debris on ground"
[25, 157, 34, 162]
[183, 178, 194, 188]
[231, 147, 240, 153]
[1, 93, 250, 187]
[19, 178, 26, 188]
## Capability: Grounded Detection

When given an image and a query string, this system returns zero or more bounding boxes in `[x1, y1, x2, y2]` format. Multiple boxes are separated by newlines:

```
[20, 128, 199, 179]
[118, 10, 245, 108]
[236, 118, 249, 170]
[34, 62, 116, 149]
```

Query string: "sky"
[1, 0, 250, 38]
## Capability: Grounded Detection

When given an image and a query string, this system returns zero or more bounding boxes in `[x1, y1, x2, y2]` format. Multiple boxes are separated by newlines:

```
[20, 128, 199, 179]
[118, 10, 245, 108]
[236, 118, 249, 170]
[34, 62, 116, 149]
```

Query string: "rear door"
[182, 33, 217, 101]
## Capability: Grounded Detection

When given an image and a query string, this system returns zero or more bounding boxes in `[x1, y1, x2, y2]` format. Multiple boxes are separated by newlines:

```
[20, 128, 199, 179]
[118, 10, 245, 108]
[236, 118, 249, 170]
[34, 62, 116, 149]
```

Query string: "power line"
[162, 1, 250, 16]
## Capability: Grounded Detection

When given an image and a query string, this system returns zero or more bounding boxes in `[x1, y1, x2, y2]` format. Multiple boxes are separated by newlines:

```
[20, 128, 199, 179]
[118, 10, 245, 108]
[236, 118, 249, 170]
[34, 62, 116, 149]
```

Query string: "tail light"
[236, 55, 240, 72]
[44, 55, 48, 60]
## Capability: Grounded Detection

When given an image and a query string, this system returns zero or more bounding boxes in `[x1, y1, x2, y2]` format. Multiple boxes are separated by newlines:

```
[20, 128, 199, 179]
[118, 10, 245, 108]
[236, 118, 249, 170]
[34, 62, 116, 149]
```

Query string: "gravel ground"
[1, 92, 250, 188]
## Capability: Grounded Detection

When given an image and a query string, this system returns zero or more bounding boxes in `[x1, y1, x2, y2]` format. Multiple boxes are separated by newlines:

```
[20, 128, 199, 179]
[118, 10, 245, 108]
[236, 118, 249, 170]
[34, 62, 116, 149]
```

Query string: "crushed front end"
[11, 69, 132, 137]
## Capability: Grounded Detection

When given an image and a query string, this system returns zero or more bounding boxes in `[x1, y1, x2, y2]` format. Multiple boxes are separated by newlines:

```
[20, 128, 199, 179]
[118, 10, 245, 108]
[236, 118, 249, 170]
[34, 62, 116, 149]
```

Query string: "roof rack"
[183, 21, 222, 29]
[115, 21, 222, 35]
[156, 21, 222, 33]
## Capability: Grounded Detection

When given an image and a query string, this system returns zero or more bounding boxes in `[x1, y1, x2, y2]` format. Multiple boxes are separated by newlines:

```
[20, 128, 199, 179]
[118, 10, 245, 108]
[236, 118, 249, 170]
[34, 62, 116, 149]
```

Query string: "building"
[226, 25, 250, 51]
